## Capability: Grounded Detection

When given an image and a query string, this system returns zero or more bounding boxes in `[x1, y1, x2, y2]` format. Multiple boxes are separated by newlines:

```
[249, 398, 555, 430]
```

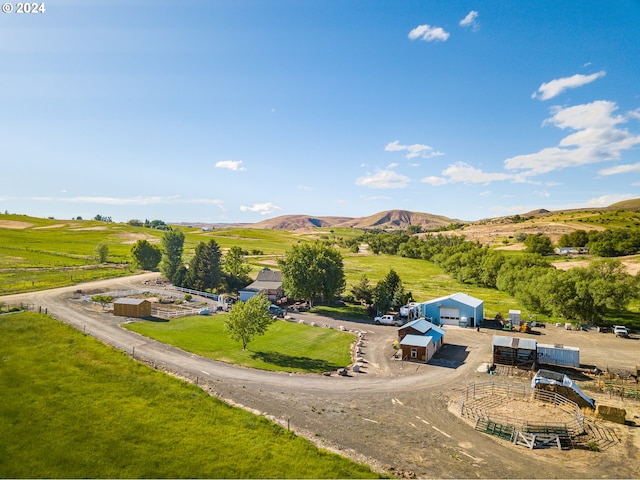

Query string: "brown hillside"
[334, 210, 457, 230]
[251, 215, 353, 230]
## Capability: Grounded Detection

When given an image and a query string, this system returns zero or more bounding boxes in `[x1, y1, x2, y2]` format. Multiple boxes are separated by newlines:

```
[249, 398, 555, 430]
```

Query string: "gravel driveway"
[3, 273, 640, 479]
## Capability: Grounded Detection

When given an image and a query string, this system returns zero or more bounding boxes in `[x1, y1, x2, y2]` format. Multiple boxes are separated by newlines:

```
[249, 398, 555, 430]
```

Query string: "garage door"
[439, 307, 460, 325]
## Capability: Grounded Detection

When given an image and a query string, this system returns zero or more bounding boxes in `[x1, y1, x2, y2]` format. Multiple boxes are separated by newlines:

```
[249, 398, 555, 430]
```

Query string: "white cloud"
[599, 162, 640, 176]
[239, 202, 282, 215]
[534, 190, 551, 198]
[31, 195, 226, 208]
[505, 101, 640, 177]
[215, 160, 246, 171]
[385, 140, 444, 159]
[356, 169, 410, 189]
[581, 194, 637, 208]
[532, 71, 606, 101]
[296, 184, 313, 191]
[408, 24, 450, 42]
[459, 11, 479, 30]
[441, 162, 513, 183]
[421, 176, 448, 186]
[363, 195, 392, 201]
[387, 162, 399, 168]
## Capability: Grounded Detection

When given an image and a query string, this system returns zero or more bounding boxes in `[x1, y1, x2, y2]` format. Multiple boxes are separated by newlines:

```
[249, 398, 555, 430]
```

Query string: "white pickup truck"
[613, 325, 630, 338]
[374, 314, 403, 326]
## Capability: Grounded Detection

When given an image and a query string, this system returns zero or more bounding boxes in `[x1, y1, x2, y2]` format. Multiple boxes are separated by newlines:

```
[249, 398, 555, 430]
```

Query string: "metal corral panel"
[537, 344, 580, 368]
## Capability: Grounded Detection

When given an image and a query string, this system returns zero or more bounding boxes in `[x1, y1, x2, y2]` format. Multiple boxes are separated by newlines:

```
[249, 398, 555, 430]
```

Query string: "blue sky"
[2, 1, 640, 223]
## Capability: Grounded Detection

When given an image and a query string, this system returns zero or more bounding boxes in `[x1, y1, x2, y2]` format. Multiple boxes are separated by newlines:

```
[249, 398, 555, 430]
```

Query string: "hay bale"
[595, 404, 626, 424]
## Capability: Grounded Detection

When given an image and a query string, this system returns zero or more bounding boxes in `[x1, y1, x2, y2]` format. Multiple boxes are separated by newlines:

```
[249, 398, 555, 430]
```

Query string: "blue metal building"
[418, 292, 483, 327]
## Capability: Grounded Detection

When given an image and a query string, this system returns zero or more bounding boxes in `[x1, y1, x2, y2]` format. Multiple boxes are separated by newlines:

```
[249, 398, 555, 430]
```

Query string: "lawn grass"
[0, 312, 378, 479]
[125, 315, 354, 373]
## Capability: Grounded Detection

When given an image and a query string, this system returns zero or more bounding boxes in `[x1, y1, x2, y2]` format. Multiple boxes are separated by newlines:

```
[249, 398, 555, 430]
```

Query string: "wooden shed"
[113, 298, 151, 318]
[398, 319, 446, 363]
[492, 335, 537, 369]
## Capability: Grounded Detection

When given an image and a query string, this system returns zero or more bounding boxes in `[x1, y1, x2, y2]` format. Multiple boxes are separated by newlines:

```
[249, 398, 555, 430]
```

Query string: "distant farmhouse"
[239, 268, 284, 302]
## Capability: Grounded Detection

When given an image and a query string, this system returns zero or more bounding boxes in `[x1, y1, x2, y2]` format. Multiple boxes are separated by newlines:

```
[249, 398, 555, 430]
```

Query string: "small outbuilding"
[492, 335, 537, 369]
[398, 319, 446, 363]
[113, 298, 151, 318]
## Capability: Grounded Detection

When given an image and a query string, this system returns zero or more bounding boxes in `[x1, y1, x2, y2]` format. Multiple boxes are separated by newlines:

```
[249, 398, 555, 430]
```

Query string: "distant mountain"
[247, 210, 458, 231]
[334, 210, 457, 230]
[251, 215, 354, 230]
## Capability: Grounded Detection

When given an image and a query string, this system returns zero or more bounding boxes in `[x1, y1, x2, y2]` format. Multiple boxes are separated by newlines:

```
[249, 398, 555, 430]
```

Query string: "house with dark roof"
[238, 268, 284, 302]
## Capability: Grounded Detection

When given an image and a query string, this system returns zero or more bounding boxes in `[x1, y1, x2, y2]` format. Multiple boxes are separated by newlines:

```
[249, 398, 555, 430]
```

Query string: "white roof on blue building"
[424, 292, 483, 308]
[398, 318, 446, 336]
[400, 334, 433, 348]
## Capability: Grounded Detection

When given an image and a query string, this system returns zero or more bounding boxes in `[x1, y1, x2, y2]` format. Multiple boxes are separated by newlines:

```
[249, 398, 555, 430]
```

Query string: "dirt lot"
[4, 275, 640, 479]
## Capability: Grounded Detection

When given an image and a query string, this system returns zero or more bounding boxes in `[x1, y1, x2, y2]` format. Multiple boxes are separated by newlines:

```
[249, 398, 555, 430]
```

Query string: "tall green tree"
[223, 246, 252, 292]
[185, 239, 223, 291]
[279, 242, 345, 307]
[372, 269, 405, 313]
[517, 259, 638, 325]
[160, 229, 185, 283]
[351, 274, 374, 305]
[94, 242, 109, 263]
[524, 233, 554, 255]
[224, 293, 275, 350]
[130, 239, 162, 270]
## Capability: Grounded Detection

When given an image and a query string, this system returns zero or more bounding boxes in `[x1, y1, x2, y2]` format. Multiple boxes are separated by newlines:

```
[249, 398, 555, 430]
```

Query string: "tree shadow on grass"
[250, 351, 339, 373]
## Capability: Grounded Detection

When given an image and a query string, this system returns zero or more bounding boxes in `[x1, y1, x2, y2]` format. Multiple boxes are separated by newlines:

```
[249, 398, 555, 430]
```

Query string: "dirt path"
[3, 274, 640, 479]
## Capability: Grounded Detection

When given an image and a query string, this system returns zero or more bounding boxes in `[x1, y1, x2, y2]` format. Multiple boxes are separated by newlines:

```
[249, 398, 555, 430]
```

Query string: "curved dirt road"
[3, 274, 639, 479]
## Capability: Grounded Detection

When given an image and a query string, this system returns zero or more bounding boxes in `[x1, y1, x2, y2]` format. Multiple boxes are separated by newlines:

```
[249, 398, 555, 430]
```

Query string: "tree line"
[351, 231, 639, 325]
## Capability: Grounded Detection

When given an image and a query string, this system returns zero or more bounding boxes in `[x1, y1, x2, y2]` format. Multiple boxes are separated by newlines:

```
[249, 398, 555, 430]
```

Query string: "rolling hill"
[249, 210, 459, 231]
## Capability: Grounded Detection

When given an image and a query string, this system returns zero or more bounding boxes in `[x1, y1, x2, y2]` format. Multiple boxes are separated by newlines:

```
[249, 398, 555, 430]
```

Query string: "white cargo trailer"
[536, 343, 580, 368]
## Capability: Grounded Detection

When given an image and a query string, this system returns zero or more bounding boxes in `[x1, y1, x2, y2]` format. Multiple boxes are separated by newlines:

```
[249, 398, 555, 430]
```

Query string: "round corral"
[456, 382, 585, 441]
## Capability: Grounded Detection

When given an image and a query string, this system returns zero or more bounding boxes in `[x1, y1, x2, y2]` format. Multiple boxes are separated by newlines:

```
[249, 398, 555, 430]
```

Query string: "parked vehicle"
[613, 325, 630, 338]
[374, 314, 403, 326]
[268, 304, 284, 318]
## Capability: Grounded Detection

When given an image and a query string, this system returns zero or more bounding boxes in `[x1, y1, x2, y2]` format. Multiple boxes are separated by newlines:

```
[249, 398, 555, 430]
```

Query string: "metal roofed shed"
[537, 343, 580, 368]
[417, 292, 484, 328]
[492, 335, 537, 369]
[400, 334, 436, 363]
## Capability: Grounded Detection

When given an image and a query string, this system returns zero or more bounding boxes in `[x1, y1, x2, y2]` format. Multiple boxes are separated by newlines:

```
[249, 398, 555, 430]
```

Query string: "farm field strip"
[0, 312, 377, 478]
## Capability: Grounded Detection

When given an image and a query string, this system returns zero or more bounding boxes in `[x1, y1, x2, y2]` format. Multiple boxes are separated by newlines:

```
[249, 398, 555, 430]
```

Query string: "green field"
[0, 312, 378, 479]
[125, 315, 354, 373]
[2, 212, 638, 325]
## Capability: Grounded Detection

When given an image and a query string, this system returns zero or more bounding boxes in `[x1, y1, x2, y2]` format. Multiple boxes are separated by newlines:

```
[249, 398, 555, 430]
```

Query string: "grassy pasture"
[341, 253, 521, 318]
[125, 315, 354, 373]
[0, 312, 377, 479]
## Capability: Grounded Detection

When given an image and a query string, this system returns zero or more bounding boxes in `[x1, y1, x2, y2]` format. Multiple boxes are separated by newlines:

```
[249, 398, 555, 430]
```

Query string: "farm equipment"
[520, 322, 532, 333]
